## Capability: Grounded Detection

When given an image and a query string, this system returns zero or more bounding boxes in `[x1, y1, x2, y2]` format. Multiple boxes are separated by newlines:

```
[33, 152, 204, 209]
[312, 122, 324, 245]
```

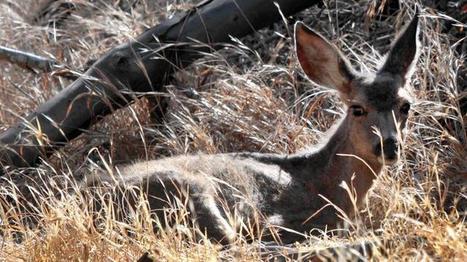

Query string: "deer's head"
[295, 14, 420, 164]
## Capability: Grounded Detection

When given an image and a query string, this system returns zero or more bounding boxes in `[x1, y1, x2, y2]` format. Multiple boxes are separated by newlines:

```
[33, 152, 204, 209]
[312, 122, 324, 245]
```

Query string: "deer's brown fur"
[86, 13, 420, 244]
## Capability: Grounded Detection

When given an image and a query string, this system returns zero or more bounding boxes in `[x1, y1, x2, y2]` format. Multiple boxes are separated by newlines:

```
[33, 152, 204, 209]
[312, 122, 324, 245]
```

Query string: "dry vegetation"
[0, 0, 465, 261]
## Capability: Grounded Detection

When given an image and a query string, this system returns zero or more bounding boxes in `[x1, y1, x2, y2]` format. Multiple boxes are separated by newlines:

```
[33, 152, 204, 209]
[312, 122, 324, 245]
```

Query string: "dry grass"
[0, 0, 465, 261]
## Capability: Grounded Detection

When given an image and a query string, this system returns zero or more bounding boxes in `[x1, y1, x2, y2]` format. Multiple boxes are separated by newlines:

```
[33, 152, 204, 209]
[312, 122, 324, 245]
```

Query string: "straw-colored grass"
[0, 0, 465, 260]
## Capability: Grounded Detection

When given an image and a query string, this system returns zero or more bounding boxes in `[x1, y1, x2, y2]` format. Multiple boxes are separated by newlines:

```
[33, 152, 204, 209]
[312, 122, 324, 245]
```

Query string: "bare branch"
[0, 45, 58, 73]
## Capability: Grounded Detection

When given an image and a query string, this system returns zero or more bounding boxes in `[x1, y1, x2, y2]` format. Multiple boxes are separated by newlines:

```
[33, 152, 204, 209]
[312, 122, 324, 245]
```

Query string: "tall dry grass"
[0, 0, 465, 260]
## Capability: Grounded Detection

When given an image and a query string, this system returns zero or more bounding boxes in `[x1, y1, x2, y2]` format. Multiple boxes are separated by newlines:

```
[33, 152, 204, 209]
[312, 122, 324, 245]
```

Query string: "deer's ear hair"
[294, 22, 356, 95]
[378, 12, 420, 80]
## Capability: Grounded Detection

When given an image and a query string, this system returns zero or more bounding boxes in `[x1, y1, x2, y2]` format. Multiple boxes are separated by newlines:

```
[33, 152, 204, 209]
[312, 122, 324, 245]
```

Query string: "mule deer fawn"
[87, 14, 420, 244]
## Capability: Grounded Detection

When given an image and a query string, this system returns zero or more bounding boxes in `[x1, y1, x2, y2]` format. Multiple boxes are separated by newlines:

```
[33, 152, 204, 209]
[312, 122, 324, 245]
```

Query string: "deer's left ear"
[378, 11, 420, 80]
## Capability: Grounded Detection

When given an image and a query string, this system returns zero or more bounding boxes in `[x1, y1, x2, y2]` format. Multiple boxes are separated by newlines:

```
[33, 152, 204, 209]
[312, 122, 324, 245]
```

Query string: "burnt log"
[0, 0, 320, 172]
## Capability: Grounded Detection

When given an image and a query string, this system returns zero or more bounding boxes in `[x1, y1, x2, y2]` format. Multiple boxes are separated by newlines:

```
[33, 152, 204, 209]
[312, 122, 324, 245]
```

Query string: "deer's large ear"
[294, 22, 355, 95]
[378, 12, 420, 79]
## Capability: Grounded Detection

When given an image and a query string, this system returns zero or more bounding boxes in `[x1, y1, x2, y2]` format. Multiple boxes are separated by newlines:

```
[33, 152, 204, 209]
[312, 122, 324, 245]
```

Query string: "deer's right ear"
[294, 22, 355, 95]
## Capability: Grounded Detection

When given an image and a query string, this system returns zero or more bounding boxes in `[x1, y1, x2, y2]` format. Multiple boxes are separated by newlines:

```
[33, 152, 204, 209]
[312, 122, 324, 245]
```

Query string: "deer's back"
[91, 153, 293, 216]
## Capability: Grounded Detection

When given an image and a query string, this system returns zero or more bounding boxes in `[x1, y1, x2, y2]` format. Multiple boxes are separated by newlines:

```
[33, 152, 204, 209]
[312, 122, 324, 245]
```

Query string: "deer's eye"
[350, 105, 367, 117]
[400, 103, 411, 115]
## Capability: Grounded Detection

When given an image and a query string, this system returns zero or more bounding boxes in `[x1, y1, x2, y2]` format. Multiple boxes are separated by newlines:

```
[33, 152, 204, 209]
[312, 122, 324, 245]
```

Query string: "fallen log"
[0, 0, 320, 172]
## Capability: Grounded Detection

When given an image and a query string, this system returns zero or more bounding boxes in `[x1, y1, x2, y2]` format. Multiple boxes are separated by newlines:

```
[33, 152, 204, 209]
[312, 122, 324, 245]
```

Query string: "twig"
[0, 45, 78, 80]
[0, 45, 58, 73]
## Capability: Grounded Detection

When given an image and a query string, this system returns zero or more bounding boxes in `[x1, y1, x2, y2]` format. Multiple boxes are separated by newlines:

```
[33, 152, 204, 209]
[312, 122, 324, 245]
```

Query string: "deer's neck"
[293, 115, 383, 212]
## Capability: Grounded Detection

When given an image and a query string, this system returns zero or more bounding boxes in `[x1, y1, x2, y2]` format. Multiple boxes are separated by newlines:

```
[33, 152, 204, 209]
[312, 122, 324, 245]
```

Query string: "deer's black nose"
[374, 137, 398, 160]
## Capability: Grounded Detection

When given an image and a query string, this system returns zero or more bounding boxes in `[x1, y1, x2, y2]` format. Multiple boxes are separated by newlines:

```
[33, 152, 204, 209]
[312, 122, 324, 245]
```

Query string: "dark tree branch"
[0, 45, 78, 79]
[0, 45, 58, 73]
[0, 0, 320, 172]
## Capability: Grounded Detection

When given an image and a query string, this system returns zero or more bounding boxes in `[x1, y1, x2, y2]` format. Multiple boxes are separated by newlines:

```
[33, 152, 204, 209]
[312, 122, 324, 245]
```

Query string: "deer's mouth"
[374, 138, 399, 165]
[377, 155, 399, 165]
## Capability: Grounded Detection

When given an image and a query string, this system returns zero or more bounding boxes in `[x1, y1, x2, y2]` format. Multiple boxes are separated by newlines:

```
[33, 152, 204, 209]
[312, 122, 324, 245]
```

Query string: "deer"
[85, 13, 420, 245]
